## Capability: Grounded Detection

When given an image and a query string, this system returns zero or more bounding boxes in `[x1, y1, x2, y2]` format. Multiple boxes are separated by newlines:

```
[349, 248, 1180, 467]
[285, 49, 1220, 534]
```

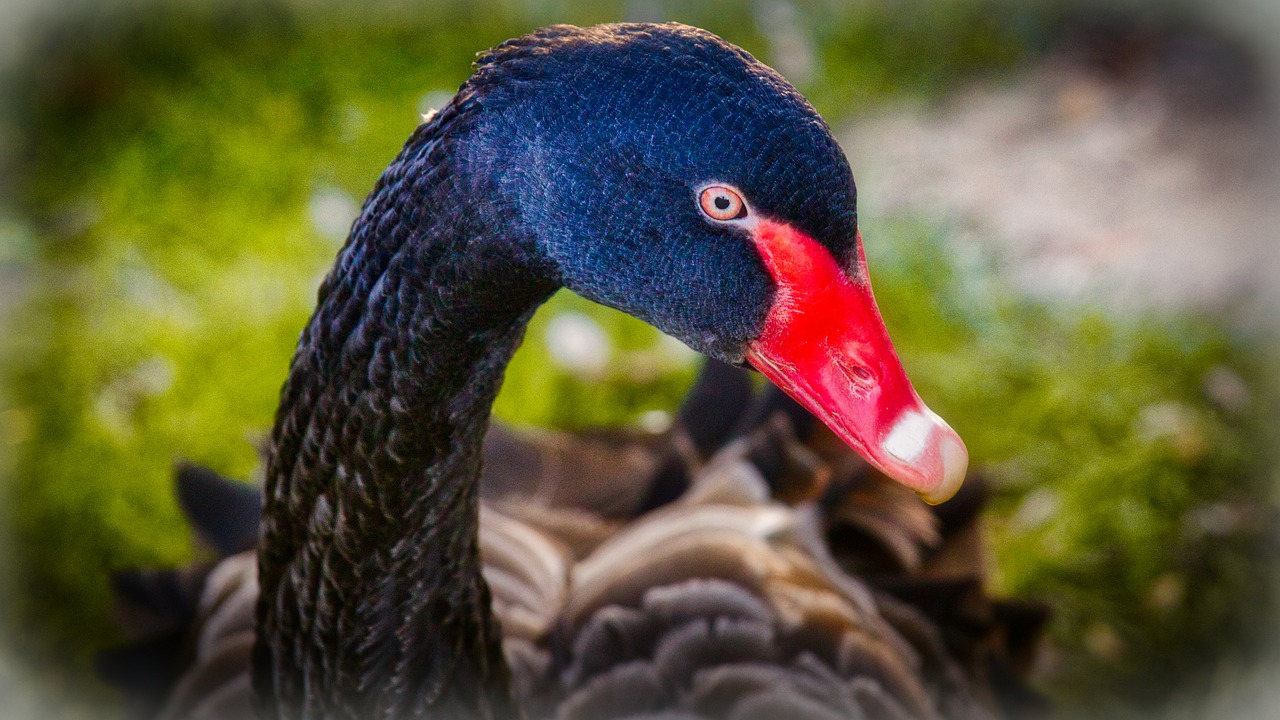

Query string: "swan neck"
[255, 112, 552, 720]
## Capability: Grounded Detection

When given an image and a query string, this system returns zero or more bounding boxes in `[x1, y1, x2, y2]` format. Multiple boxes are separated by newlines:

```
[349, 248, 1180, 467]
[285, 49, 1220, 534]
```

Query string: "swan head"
[459, 23, 967, 503]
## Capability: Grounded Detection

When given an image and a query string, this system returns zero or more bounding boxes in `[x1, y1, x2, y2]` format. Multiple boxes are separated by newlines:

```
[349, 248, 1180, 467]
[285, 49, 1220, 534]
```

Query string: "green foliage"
[3, 0, 530, 686]
[805, 0, 1045, 112]
[495, 292, 700, 430]
[863, 218, 1279, 717]
[1, 2, 1274, 719]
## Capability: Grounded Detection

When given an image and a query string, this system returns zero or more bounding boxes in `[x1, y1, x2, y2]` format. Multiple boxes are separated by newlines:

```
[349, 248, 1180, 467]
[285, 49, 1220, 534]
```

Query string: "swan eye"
[698, 185, 747, 222]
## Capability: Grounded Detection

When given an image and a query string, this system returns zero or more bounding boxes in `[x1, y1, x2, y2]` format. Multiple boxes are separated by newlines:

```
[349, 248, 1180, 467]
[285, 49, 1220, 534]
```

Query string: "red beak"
[744, 219, 968, 504]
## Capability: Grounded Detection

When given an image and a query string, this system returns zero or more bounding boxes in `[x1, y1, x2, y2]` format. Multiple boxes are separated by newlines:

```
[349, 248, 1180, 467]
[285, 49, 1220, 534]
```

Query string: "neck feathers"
[254, 104, 552, 720]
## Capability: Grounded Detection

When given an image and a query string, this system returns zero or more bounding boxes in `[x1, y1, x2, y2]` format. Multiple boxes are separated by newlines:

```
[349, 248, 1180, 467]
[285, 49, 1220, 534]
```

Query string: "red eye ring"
[698, 185, 748, 221]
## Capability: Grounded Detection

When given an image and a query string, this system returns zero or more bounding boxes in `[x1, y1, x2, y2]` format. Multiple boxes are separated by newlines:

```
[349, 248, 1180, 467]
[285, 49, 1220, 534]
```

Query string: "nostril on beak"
[836, 358, 874, 388]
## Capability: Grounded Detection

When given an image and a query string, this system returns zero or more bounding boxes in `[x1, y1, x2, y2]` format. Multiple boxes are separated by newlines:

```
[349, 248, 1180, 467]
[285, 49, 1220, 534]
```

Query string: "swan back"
[103, 373, 1045, 720]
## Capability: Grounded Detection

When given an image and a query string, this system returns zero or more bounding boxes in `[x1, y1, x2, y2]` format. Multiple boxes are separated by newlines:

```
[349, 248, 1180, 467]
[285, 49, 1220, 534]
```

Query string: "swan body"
[107, 372, 1043, 720]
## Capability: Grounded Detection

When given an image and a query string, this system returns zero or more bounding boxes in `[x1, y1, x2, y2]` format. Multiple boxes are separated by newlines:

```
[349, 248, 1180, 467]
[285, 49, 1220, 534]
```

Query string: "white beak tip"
[918, 432, 968, 505]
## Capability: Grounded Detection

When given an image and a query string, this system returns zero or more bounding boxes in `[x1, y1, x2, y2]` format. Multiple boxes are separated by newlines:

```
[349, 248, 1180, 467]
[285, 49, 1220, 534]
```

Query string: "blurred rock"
[544, 311, 612, 377]
[1203, 364, 1252, 414]
[308, 187, 358, 243]
[844, 18, 1280, 329]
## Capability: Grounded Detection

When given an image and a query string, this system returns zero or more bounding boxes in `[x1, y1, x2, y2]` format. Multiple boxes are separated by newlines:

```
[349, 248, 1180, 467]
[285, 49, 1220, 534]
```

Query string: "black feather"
[175, 462, 263, 557]
[677, 360, 757, 458]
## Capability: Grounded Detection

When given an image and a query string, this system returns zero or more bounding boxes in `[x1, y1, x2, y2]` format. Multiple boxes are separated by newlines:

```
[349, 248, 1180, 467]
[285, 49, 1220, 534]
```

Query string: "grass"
[863, 219, 1279, 716]
[1, 1, 1275, 718]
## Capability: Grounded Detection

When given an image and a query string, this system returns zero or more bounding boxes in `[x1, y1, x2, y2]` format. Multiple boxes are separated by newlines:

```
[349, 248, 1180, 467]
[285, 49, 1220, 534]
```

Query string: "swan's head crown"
[457, 23, 857, 361]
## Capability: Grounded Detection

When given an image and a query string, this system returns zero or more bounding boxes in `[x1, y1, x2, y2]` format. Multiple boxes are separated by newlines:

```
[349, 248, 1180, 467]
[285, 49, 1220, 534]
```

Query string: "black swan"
[102, 22, 1011, 720]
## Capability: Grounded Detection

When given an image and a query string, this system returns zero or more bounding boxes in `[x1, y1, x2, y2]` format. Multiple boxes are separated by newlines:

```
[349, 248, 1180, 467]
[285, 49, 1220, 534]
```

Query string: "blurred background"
[1, 0, 1277, 718]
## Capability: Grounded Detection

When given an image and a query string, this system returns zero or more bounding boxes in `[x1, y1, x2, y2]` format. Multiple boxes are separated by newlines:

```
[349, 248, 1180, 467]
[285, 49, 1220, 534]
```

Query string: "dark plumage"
[104, 364, 1045, 720]
[101, 21, 1039, 720]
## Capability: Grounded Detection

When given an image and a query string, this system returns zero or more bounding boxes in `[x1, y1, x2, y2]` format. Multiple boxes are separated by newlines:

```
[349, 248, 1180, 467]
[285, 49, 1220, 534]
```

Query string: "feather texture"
[105, 365, 1045, 720]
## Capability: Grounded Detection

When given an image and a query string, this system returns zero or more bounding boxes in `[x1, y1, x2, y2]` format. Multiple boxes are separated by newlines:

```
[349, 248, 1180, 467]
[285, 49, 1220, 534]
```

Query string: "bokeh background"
[1, 0, 1278, 718]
